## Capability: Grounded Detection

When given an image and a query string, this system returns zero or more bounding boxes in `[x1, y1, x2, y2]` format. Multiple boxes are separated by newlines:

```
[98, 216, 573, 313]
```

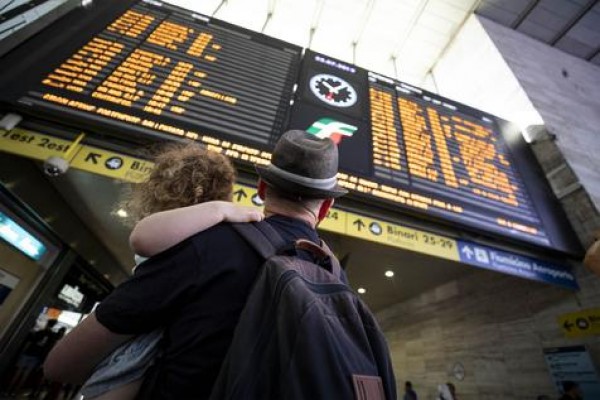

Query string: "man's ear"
[257, 180, 267, 200]
[317, 198, 334, 222]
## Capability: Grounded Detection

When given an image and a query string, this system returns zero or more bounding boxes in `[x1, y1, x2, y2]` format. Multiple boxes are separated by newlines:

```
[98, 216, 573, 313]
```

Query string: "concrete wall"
[377, 267, 600, 400]
[528, 125, 600, 247]
[379, 18, 600, 400]
[478, 16, 600, 213]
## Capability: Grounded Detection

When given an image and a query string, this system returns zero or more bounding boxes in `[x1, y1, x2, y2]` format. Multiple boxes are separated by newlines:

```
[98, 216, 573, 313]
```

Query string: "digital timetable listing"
[290, 50, 556, 250]
[18, 0, 301, 146]
[0, 0, 580, 256]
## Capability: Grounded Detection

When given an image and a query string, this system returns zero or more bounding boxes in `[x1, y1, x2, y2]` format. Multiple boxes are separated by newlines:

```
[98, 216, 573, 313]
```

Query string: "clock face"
[309, 73, 357, 108]
[452, 362, 465, 381]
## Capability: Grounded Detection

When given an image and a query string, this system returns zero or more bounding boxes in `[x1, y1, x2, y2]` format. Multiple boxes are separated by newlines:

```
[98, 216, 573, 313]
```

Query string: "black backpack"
[209, 221, 397, 400]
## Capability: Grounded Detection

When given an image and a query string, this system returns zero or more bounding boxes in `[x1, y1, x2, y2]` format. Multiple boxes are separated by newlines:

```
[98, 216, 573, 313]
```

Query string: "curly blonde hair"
[124, 142, 235, 224]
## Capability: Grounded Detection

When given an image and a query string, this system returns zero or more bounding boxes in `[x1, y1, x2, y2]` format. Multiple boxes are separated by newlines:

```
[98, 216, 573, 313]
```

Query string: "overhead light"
[116, 209, 128, 218]
[385, 270, 394, 278]
[357, 288, 366, 294]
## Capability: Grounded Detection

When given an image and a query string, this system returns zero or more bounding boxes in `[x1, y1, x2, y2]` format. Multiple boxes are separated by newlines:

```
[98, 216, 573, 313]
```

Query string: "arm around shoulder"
[129, 201, 263, 257]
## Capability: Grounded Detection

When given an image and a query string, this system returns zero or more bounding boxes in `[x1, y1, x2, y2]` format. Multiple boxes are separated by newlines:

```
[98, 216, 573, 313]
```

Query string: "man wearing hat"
[44, 130, 346, 399]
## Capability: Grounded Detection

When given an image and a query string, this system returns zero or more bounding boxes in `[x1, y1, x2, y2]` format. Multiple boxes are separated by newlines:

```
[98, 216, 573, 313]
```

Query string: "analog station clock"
[309, 73, 357, 108]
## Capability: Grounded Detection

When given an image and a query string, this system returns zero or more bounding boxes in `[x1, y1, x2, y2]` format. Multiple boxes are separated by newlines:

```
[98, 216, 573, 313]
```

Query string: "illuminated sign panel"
[0, 211, 47, 261]
[290, 51, 580, 254]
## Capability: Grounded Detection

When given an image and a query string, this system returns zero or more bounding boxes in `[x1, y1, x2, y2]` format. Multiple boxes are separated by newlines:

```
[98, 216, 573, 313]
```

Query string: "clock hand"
[330, 83, 345, 94]
[322, 81, 335, 92]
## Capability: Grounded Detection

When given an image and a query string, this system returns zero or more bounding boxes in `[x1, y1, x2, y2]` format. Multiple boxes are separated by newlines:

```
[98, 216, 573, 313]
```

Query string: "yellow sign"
[70, 147, 152, 183]
[231, 184, 262, 208]
[320, 209, 347, 234]
[334, 210, 459, 261]
[1, 128, 75, 160]
[558, 308, 600, 338]
[1, 128, 152, 183]
[229, 183, 459, 261]
[1, 128, 459, 261]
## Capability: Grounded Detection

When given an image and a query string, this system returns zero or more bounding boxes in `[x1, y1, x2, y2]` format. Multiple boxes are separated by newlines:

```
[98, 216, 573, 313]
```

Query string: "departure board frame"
[0, 0, 302, 160]
[0, 3, 582, 256]
[288, 50, 582, 256]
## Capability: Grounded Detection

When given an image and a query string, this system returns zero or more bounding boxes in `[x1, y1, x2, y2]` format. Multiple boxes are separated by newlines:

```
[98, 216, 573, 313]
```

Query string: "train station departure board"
[289, 51, 579, 253]
[0, 4, 581, 255]
[0, 0, 301, 159]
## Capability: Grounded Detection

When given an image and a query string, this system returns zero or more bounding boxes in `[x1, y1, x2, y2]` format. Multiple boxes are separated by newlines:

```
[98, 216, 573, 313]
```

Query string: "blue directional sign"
[457, 240, 577, 290]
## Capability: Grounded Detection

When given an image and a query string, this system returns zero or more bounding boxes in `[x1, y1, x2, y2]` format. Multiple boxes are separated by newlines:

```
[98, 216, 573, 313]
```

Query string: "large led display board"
[0, 3, 581, 256]
[288, 51, 581, 255]
[0, 0, 301, 153]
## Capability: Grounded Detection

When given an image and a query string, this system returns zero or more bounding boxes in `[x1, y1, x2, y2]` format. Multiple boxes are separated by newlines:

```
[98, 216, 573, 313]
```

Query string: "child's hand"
[219, 202, 264, 223]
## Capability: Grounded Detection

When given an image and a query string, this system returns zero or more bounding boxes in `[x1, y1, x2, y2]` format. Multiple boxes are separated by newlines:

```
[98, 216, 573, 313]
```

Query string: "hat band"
[268, 164, 338, 190]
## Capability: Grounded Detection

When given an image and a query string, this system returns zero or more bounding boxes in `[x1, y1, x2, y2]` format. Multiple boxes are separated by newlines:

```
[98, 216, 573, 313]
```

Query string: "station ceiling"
[167, 0, 600, 87]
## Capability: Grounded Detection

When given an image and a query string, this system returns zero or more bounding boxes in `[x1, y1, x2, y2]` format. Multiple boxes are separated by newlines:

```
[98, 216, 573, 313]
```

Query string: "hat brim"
[256, 165, 348, 199]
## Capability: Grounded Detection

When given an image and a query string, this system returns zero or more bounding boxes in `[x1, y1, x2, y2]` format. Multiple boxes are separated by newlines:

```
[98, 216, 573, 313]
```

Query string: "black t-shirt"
[96, 216, 320, 400]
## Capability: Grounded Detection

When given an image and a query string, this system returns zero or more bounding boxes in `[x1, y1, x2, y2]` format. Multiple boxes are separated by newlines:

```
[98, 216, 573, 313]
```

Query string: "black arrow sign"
[85, 152, 101, 164]
[353, 219, 366, 231]
[233, 189, 247, 202]
[563, 320, 574, 332]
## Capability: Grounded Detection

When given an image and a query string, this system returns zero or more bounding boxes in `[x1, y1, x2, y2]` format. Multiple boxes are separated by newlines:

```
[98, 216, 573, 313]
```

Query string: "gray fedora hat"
[256, 130, 348, 199]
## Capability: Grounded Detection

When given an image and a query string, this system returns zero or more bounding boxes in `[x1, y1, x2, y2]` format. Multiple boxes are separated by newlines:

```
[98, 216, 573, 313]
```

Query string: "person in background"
[436, 383, 455, 400]
[5, 319, 61, 397]
[447, 382, 458, 400]
[49, 142, 262, 400]
[558, 381, 583, 400]
[403, 381, 418, 400]
[44, 130, 344, 399]
[583, 230, 600, 277]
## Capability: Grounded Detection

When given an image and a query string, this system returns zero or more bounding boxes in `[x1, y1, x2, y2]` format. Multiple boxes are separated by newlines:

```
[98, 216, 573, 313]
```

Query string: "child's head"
[124, 142, 235, 224]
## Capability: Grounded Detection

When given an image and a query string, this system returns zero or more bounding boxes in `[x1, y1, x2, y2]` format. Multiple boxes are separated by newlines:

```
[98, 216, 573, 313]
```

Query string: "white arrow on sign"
[461, 245, 474, 259]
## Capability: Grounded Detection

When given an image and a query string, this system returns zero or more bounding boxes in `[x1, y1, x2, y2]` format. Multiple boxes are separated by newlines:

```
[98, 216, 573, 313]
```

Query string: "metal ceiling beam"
[261, 0, 278, 33]
[211, 0, 228, 17]
[423, 0, 483, 86]
[307, 0, 325, 49]
[390, 0, 430, 59]
[586, 45, 600, 61]
[549, 0, 599, 46]
[261, 12, 273, 33]
[510, 0, 540, 29]
[391, 55, 399, 80]
[351, 0, 376, 64]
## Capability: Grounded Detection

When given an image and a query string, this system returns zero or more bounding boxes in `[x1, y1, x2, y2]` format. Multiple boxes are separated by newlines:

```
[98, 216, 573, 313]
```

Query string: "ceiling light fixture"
[357, 288, 366, 294]
[385, 270, 394, 278]
[116, 209, 128, 218]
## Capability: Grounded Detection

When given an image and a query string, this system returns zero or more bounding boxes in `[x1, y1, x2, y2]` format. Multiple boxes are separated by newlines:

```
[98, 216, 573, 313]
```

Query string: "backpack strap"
[233, 221, 341, 279]
[295, 239, 341, 278]
[232, 221, 286, 259]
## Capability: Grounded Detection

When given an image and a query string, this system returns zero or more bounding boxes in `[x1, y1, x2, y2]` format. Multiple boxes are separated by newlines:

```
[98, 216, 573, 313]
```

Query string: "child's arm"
[130, 201, 263, 257]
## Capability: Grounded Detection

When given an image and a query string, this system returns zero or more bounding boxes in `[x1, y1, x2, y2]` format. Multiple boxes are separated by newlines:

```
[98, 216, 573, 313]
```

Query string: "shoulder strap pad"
[233, 221, 342, 279]
[232, 221, 286, 259]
